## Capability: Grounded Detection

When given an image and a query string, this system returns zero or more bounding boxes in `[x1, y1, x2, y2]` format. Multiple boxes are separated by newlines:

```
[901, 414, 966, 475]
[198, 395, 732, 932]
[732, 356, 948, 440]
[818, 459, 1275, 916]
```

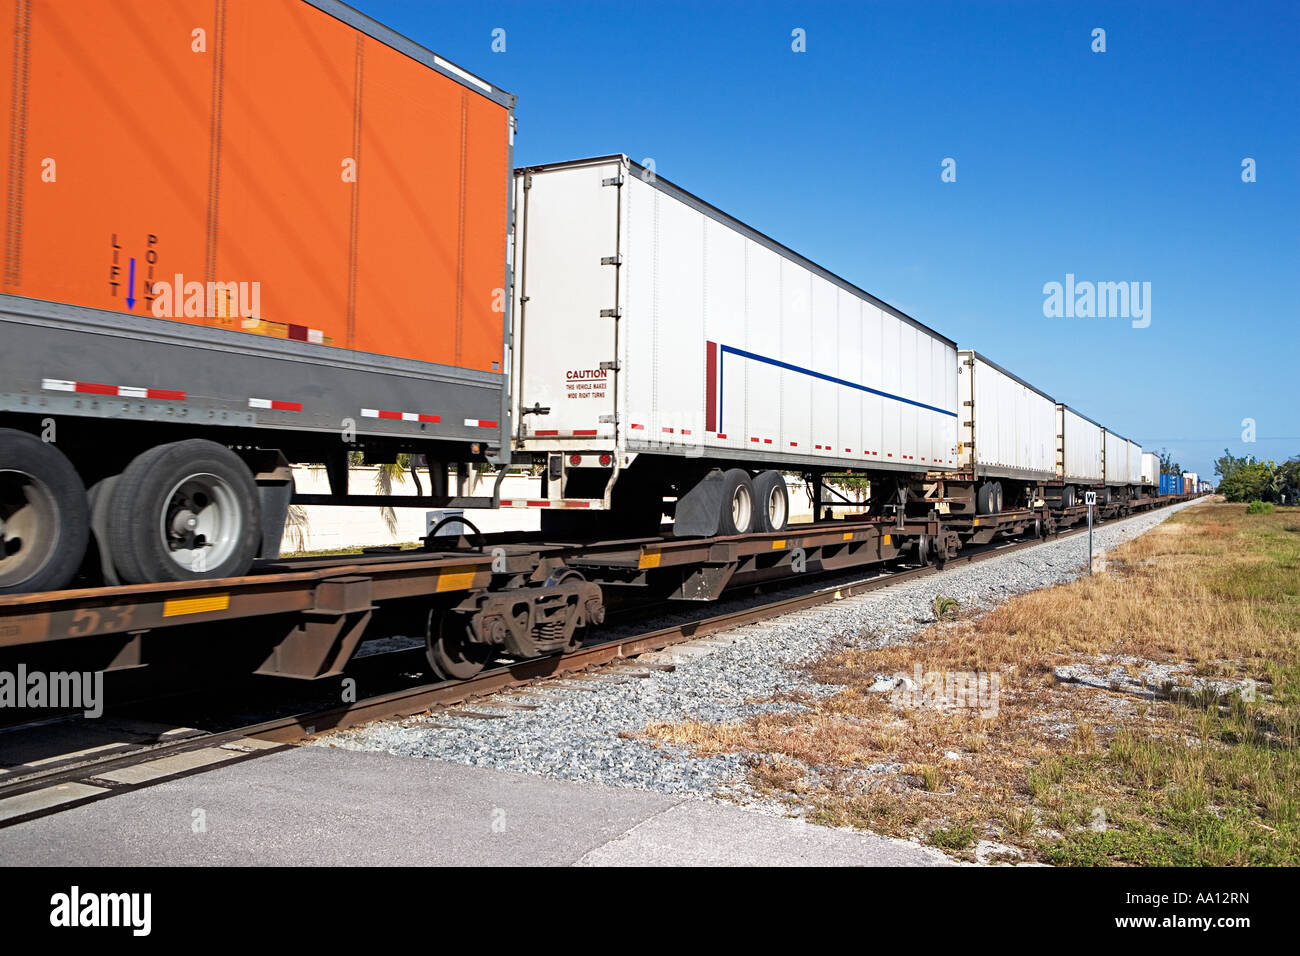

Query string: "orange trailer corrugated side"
[2, 0, 510, 373]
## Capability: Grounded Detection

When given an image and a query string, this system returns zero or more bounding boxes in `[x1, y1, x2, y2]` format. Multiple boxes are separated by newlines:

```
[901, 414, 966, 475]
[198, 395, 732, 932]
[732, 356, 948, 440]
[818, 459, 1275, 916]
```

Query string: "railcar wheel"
[915, 533, 930, 567]
[108, 440, 261, 584]
[0, 429, 89, 594]
[717, 469, 756, 536]
[752, 470, 789, 533]
[425, 608, 495, 681]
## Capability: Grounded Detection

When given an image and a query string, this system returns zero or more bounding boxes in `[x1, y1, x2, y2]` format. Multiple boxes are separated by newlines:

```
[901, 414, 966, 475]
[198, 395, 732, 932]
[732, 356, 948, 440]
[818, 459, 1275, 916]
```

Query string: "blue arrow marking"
[126, 257, 136, 310]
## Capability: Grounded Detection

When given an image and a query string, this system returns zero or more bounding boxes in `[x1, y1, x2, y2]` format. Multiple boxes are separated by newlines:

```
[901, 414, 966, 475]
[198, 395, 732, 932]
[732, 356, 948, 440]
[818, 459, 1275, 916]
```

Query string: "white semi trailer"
[509, 155, 959, 537]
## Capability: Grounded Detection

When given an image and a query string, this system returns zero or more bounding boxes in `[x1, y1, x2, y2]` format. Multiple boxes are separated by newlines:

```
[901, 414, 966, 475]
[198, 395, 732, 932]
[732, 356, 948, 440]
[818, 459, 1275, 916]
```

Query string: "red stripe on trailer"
[750, 437, 759, 443]
[567, 500, 591, 508]
[845, 448, 851, 453]
[887, 453, 893, 457]
[631, 423, 645, 430]
[662, 427, 674, 434]
[527, 500, 549, 507]
[573, 429, 598, 436]
[763, 438, 772, 444]
[705, 340, 718, 433]
[147, 388, 187, 401]
[463, 419, 498, 428]
[717, 433, 727, 439]
[790, 441, 798, 447]
[79, 382, 118, 395]
[681, 429, 692, 436]
[535, 430, 559, 436]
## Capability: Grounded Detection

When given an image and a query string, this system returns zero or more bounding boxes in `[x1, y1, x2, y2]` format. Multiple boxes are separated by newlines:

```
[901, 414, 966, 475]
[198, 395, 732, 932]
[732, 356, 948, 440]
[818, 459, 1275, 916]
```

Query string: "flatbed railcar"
[0, 488, 1201, 681]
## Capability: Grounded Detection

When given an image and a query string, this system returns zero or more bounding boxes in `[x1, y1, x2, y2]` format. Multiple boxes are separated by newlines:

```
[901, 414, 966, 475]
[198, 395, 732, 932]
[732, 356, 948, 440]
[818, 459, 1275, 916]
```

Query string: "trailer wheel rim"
[0, 469, 59, 589]
[731, 484, 753, 533]
[157, 472, 242, 573]
[766, 484, 787, 530]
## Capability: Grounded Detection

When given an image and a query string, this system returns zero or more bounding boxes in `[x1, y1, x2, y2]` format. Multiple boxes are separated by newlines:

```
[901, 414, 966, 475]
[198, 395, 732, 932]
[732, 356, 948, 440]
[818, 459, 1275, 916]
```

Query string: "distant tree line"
[1214, 449, 1300, 504]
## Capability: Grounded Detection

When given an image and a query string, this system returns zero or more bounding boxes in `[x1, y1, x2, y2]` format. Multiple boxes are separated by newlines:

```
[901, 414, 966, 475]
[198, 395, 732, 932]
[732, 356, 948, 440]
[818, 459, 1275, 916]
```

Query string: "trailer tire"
[977, 482, 995, 515]
[717, 469, 756, 536]
[752, 470, 789, 533]
[994, 481, 1004, 514]
[108, 440, 262, 584]
[0, 429, 89, 594]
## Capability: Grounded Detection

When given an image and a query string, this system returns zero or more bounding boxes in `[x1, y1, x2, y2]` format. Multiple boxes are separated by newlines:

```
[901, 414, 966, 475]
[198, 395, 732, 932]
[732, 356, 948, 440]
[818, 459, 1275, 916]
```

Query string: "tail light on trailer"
[599, 453, 612, 467]
[569, 454, 582, 467]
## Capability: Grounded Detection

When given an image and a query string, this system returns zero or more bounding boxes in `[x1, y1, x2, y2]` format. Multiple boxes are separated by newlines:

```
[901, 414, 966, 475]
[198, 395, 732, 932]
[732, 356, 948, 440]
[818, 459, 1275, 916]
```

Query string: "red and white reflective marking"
[531, 428, 601, 437]
[463, 418, 499, 428]
[286, 323, 326, 345]
[249, 398, 303, 412]
[362, 408, 441, 423]
[630, 423, 646, 430]
[42, 379, 185, 401]
[499, 498, 600, 509]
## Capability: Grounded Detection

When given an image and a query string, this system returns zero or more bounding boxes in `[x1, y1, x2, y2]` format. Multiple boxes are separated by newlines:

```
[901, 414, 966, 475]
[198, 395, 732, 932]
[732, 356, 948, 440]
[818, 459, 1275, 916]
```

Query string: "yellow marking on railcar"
[842, 532, 853, 541]
[639, 552, 662, 570]
[883, 534, 892, 546]
[771, 540, 786, 550]
[434, 568, 479, 592]
[163, 593, 230, 617]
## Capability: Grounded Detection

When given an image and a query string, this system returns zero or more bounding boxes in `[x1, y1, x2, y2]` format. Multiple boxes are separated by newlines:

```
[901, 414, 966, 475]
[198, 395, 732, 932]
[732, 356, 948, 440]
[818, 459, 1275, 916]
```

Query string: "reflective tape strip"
[362, 408, 440, 423]
[42, 379, 185, 401]
[163, 593, 230, 617]
[463, 419, 499, 428]
[434, 568, 478, 593]
[639, 552, 662, 570]
[499, 499, 600, 509]
[249, 398, 303, 412]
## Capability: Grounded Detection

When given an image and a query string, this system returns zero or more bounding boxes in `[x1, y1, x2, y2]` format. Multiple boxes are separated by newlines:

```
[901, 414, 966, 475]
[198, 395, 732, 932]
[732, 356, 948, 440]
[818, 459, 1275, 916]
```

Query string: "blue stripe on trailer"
[717, 344, 958, 429]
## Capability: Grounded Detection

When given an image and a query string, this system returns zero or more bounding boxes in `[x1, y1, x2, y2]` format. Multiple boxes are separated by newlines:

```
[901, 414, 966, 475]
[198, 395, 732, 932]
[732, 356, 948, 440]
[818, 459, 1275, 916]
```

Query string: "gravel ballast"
[315, 500, 1207, 801]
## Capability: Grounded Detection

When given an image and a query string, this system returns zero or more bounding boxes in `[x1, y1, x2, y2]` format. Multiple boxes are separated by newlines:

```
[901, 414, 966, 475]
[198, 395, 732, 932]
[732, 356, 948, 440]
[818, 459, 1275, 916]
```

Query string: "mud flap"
[672, 468, 726, 537]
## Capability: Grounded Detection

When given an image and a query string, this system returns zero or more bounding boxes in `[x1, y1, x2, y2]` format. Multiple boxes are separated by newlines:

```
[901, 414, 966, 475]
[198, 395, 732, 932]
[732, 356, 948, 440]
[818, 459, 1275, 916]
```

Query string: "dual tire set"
[717, 468, 789, 535]
[0, 429, 261, 594]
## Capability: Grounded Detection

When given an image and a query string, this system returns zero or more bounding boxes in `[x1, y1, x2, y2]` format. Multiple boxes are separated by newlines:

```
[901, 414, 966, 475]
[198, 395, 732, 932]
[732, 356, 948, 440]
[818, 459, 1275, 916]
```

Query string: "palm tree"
[350, 450, 411, 536]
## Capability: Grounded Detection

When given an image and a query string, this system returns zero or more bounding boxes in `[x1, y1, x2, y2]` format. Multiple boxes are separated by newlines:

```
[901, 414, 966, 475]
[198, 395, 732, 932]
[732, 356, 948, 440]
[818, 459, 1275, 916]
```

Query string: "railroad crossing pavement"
[0, 744, 953, 866]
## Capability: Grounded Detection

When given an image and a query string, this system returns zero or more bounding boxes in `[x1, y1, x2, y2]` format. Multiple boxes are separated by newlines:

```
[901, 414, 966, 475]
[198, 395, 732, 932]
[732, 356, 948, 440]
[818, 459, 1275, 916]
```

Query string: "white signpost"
[1085, 491, 1097, 573]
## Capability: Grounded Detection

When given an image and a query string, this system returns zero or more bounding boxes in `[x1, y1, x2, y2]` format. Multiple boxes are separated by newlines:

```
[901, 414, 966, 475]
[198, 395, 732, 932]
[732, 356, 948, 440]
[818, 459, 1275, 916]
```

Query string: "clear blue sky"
[358, 0, 1298, 482]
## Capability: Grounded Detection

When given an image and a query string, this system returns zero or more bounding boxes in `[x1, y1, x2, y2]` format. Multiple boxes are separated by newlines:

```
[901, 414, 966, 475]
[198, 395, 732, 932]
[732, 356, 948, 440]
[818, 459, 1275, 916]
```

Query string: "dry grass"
[643, 502, 1300, 865]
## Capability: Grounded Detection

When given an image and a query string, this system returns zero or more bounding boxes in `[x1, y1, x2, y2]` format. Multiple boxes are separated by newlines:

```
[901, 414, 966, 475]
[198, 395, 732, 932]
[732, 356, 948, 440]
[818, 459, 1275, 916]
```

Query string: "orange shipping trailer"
[0, 0, 516, 593]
